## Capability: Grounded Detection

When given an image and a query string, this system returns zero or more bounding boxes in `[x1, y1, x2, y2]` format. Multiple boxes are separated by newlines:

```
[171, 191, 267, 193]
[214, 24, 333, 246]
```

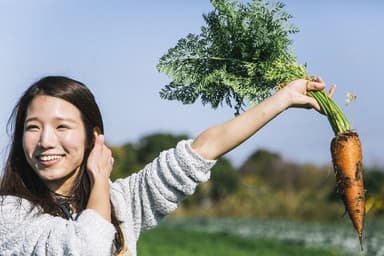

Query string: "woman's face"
[23, 95, 87, 194]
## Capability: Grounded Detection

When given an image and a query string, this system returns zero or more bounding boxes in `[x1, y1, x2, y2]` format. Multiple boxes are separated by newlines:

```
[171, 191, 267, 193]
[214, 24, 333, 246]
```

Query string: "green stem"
[307, 90, 351, 135]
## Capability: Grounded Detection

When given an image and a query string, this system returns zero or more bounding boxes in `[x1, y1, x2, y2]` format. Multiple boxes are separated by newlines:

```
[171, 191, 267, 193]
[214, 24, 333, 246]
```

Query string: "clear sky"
[1, 1, 383, 170]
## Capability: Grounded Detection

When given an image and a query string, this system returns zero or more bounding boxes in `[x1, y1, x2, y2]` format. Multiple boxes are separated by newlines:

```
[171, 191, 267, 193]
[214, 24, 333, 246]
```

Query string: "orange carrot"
[308, 88, 365, 251]
[331, 131, 365, 250]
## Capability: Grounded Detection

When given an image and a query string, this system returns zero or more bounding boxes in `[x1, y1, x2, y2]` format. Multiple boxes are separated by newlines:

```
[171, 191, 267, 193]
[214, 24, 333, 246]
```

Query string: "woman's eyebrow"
[24, 116, 78, 123]
[54, 117, 79, 123]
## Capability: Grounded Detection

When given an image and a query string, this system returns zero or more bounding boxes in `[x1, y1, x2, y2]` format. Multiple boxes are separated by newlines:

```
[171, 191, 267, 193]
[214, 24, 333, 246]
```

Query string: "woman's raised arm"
[191, 79, 329, 160]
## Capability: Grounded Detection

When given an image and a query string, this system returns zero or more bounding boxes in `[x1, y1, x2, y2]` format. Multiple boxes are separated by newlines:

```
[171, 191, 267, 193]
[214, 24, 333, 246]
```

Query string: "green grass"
[137, 226, 346, 256]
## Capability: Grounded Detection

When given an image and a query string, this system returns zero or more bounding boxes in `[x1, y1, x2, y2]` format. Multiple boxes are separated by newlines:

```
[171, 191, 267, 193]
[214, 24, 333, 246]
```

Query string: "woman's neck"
[45, 167, 81, 196]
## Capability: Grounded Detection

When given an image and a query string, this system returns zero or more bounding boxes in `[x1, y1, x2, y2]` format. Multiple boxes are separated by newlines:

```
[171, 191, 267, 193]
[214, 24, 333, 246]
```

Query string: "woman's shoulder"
[1, 194, 30, 203]
[0, 195, 37, 213]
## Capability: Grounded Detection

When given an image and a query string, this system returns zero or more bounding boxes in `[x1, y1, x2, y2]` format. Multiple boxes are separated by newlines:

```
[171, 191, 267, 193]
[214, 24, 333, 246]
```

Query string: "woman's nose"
[39, 127, 57, 148]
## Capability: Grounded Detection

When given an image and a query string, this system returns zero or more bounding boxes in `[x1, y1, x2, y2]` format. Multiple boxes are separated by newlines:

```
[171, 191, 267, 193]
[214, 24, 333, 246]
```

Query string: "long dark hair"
[0, 76, 125, 254]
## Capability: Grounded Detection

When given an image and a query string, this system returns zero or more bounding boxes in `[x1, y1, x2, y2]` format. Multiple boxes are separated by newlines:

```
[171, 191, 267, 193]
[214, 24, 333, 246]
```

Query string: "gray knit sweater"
[0, 140, 216, 256]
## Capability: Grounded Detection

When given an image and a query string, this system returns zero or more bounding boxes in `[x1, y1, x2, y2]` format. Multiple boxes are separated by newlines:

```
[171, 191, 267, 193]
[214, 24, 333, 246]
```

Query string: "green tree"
[110, 143, 138, 180]
[364, 167, 384, 195]
[157, 0, 303, 115]
[359, 167, 384, 216]
[182, 157, 239, 209]
[136, 133, 188, 164]
[110, 133, 189, 180]
[239, 149, 333, 192]
[239, 149, 281, 177]
[239, 149, 298, 190]
[210, 158, 239, 201]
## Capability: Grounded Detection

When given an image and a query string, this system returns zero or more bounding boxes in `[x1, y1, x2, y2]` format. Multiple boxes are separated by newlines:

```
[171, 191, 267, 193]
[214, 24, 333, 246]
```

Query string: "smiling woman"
[23, 95, 86, 194]
[0, 76, 126, 254]
[0, 75, 330, 255]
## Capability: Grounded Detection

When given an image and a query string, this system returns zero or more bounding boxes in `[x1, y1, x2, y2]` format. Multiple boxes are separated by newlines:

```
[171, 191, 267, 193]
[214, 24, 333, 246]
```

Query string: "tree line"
[110, 133, 384, 221]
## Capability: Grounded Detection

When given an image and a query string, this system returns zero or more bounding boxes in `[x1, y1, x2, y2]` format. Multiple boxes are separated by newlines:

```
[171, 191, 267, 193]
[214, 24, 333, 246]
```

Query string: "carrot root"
[331, 131, 365, 250]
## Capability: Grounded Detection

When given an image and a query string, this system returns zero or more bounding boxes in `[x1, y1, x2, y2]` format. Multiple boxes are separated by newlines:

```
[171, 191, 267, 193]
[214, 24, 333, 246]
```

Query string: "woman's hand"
[86, 132, 113, 222]
[278, 77, 335, 112]
[87, 132, 114, 183]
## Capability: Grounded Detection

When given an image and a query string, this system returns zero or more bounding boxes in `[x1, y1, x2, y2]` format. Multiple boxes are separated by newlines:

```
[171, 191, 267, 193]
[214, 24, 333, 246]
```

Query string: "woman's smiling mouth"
[37, 154, 65, 166]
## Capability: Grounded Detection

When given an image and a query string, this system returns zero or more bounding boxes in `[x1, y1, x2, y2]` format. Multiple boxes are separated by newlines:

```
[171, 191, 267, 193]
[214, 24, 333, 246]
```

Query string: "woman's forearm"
[87, 180, 111, 222]
[191, 91, 289, 160]
[86, 134, 113, 222]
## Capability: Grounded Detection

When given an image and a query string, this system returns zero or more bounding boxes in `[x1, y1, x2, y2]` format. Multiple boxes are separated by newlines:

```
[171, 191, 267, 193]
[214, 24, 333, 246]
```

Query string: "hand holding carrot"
[277, 78, 335, 112]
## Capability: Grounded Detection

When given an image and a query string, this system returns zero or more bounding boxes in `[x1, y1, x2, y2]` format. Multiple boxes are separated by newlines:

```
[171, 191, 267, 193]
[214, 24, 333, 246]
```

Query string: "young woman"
[0, 76, 332, 255]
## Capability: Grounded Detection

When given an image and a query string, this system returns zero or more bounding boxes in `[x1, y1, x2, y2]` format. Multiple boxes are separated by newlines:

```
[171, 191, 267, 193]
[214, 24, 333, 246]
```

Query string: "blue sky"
[1, 1, 383, 170]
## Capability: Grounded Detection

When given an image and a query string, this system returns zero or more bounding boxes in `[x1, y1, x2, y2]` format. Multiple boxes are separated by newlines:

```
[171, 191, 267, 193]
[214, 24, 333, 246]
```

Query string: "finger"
[315, 76, 325, 84]
[93, 127, 102, 135]
[328, 84, 336, 97]
[94, 134, 105, 146]
[309, 98, 321, 112]
[306, 80, 326, 91]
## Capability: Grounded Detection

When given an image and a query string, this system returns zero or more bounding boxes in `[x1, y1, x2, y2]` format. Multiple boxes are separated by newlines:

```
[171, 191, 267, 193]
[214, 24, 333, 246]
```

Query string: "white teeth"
[39, 155, 63, 161]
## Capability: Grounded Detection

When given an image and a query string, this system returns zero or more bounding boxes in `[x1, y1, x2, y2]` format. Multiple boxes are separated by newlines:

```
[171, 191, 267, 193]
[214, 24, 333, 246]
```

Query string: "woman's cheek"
[22, 132, 38, 160]
[61, 131, 86, 157]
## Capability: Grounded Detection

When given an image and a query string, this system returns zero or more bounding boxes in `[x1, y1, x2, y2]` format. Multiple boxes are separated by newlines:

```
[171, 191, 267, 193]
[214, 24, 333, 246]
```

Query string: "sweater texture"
[0, 139, 216, 256]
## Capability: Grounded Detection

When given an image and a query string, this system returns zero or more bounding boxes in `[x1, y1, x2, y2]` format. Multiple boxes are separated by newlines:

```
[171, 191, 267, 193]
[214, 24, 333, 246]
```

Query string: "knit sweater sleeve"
[110, 139, 216, 237]
[0, 196, 116, 256]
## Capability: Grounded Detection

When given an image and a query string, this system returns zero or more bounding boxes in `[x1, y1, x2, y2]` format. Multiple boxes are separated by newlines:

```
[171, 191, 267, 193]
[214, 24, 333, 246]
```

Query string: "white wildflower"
[345, 92, 357, 106]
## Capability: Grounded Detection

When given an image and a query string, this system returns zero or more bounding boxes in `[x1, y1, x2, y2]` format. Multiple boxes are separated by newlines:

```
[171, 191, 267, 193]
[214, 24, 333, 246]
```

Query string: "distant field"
[138, 227, 345, 256]
[137, 217, 384, 256]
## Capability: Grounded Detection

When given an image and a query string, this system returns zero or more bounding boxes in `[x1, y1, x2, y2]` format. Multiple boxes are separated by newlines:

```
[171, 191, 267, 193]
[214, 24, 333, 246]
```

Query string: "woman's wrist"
[87, 178, 111, 222]
[91, 176, 110, 188]
[270, 88, 292, 112]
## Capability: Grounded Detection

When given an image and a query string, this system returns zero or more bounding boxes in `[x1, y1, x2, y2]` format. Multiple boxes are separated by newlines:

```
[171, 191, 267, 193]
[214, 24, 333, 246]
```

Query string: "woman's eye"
[25, 125, 39, 131]
[57, 125, 70, 130]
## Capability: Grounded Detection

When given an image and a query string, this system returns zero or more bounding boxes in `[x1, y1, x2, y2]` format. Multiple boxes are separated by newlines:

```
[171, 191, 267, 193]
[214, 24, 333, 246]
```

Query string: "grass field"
[138, 227, 345, 256]
[137, 217, 384, 256]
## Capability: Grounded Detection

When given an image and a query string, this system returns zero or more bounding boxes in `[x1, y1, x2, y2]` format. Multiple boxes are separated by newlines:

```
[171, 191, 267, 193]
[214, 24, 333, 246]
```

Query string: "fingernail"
[94, 127, 101, 135]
